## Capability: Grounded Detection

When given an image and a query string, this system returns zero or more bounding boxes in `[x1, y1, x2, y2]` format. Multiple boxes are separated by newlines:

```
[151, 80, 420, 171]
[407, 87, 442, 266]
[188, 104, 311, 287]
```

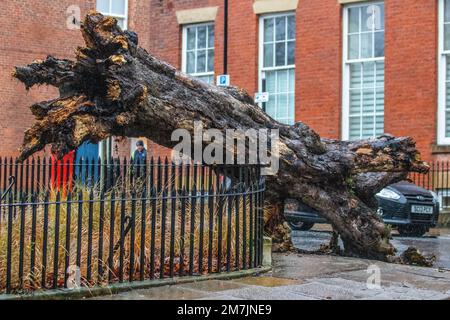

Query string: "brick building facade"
[1, 0, 449, 164]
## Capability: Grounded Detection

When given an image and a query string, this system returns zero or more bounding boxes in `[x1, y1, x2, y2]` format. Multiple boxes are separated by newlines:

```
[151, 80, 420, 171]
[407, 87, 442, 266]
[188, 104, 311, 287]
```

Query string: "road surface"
[292, 225, 450, 269]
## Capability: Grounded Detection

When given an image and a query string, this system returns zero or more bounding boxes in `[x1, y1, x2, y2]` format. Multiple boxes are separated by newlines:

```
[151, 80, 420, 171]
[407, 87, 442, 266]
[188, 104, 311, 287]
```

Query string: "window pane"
[288, 69, 295, 91]
[375, 4, 385, 30]
[360, 32, 373, 58]
[275, 42, 286, 66]
[111, 0, 126, 15]
[446, 80, 450, 136]
[207, 49, 214, 72]
[275, 17, 286, 41]
[350, 90, 361, 115]
[265, 71, 276, 93]
[287, 15, 296, 40]
[264, 18, 274, 42]
[287, 41, 295, 65]
[362, 62, 375, 88]
[375, 115, 384, 136]
[348, 7, 359, 33]
[446, 112, 450, 138]
[349, 117, 361, 140]
[116, 18, 125, 29]
[264, 44, 274, 68]
[374, 31, 384, 57]
[208, 26, 215, 48]
[362, 89, 375, 114]
[445, 0, 450, 22]
[277, 70, 288, 93]
[447, 57, 450, 81]
[196, 75, 214, 84]
[197, 26, 207, 49]
[364, 66, 376, 88]
[196, 50, 206, 73]
[350, 64, 361, 88]
[361, 5, 373, 32]
[96, 0, 110, 12]
[348, 34, 359, 59]
[277, 94, 288, 119]
[362, 116, 375, 138]
[445, 24, 450, 51]
[187, 52, 195, 73]
[288, 92, 295, 122]
[187, 27, 196, 50]
[375, 61, 385, 87]
[375, 87, 384, 113]
[265, 95, 276, 119]
[445, 82, 450, 109]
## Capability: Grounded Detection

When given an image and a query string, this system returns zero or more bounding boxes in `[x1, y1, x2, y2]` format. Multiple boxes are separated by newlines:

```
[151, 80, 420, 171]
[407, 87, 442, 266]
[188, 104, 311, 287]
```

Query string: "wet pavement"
[89, 253, 450, 300]
[292, 225, 450, 270]
[87, 226, 450, 300]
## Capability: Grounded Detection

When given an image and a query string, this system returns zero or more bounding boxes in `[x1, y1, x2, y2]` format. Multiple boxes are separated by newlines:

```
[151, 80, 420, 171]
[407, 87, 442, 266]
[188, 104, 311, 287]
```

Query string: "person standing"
[131, 140, 147, 178]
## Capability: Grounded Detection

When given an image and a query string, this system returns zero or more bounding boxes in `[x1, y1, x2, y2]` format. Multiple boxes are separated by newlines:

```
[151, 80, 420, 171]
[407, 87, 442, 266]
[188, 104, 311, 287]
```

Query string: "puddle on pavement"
[232, 276, 303, 287]
[179, 280, 247, 292]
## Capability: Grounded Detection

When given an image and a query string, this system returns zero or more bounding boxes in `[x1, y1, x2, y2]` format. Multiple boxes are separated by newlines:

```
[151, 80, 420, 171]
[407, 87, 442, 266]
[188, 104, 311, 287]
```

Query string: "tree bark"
[13, 12, 429, 260]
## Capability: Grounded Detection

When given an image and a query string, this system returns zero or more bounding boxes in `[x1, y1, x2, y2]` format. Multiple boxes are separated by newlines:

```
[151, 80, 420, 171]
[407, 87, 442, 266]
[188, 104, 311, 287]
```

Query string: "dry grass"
[0, 182, 261, 293]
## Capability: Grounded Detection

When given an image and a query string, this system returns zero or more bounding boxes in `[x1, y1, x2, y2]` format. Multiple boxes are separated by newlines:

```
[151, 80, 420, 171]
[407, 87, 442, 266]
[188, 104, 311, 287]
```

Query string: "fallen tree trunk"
[13, 12, 429, 260]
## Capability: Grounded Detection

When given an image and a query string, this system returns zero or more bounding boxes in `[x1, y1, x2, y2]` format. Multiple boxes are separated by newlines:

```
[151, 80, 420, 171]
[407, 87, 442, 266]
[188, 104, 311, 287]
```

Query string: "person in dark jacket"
[132, 140, 147, 178]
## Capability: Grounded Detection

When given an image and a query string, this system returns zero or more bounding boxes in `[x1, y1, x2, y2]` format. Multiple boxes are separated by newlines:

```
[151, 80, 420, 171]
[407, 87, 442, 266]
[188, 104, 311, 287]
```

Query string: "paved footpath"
[90, 253, 450, 300]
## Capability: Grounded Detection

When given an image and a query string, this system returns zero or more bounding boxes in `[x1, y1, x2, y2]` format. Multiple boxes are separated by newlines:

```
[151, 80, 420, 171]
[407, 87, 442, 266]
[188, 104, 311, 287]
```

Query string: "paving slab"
[282, 281, 382, 300]
[218, 286, 317, 300]
[272, 253, 371, 280]
[306, 277, 449, 300]
[335, 264, 450, 293]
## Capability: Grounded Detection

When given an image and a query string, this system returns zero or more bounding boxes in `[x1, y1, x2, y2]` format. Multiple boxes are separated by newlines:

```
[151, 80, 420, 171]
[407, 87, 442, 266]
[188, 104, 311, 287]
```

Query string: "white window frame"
[96, 0, 129, 30]
[342, 1, 385, 141]
[258, 12, 296, 125]
[438, 0, 450, 144]
[181, 22, 215, 83]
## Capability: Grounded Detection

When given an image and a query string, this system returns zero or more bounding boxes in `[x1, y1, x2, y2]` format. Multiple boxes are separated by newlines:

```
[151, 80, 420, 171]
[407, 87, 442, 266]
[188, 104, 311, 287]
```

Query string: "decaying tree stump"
[13, 12, 429, 261]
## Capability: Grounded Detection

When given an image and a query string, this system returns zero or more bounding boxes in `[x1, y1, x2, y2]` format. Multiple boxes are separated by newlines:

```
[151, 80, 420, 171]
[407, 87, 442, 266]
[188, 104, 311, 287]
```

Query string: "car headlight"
[430, 191, 439, 203]
[376, 188, 401, 200]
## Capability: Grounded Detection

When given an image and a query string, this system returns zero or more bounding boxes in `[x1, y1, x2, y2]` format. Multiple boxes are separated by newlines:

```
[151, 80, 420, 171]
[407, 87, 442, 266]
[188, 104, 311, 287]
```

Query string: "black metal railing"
[409, 161, 450, 211]
[0, 157, 265, 294]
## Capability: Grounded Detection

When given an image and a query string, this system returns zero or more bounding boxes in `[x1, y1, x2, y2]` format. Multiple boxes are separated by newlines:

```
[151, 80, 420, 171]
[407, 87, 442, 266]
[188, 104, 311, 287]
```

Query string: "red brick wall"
[384, 0, 438, 163]
[295, 0, 342, 139]
[0, 0, 94, 158]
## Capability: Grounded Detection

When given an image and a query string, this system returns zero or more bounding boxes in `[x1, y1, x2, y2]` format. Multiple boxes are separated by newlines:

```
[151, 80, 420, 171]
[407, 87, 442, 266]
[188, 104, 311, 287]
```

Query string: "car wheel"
[288, 221, 315, 231]
[397, 225, 427, 237]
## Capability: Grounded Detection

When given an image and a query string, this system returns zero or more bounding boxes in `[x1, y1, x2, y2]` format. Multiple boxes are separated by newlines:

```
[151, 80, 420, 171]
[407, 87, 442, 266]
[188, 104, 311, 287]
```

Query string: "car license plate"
[411, 205, 433, 214]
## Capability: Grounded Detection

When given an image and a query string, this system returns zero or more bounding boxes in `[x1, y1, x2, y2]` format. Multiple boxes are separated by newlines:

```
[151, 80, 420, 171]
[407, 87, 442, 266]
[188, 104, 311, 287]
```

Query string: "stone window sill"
[431, 144, 450, 154]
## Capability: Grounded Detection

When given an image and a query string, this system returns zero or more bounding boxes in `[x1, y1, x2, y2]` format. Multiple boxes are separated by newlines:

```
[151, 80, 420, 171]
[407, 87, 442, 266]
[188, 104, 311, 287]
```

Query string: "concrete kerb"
[0, 266, 272, 300]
